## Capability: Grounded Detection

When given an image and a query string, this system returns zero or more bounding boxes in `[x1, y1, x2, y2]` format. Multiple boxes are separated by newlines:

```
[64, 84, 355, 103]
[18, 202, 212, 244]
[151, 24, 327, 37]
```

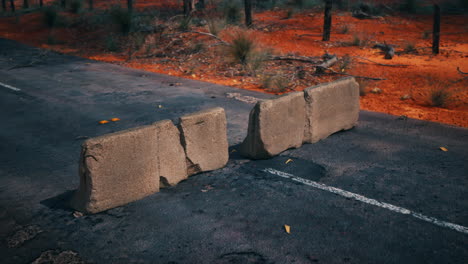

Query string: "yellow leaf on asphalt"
[99, 120, 109, 124]
[158, 105, 163, 109]
[440, 147, 448, 152]
[284, 225, 290, 234]
[285, 159, 293, 164]
[110, 118, 120, 122]
[231, 149, 237, 153]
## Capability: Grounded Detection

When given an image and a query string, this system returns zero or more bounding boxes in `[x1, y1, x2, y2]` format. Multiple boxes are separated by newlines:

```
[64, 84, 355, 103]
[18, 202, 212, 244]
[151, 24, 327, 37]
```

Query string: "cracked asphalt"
[1, 38, 467, 264]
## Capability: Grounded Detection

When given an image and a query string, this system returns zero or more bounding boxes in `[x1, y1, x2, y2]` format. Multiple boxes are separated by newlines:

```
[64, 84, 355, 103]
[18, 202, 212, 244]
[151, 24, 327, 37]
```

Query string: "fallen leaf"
[201, 189, 208, 193]
[110, 118, 120, 122]
[439, 147, 448, 152]
[99, 120, 109, 124]
[284, 225, 291, 234]
[158, 105, 163, 109]
[231, 149, 237, 153]
[285, 158, 293, 164]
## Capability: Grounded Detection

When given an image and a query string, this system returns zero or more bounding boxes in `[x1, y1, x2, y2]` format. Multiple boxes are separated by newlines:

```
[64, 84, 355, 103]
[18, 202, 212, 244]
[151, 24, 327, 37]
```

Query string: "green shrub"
[339, 24, 349, 34]
[178, 16, 192, 31]
[429, 88, 451, 107]
[207, 18, 224, 36]
[262, 74, 289, 93]
[403, 41, 417, 53]
[229, 32, 256, 65]
[422, 30, 431, 39]
[105, 34, 120, 52]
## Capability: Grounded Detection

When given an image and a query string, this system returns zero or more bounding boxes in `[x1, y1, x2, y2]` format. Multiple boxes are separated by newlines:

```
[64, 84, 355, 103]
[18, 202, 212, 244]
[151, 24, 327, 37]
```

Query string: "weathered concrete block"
[178, 107, 229, 175]
[71, 125, 160, 214]
[303, 77, 360, 143]
[240, 92, 306, 159]
[71, 120, 188, 214]
[155, 120, 188, 188]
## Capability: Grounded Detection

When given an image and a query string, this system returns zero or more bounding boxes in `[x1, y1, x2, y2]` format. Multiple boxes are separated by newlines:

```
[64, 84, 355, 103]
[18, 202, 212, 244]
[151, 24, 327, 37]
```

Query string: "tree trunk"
[322, 0, 332, 41]
[9, 0, 14, 12]
[198, 0, 205, 9]
[183, 0, 192, 17]
[88, 0, 93, 10]
[23, 0, 29, 9]
[40, 0, 43, 7]
[432, 4, 440, 55]
[61, 0, 66, 8]
[127, 0, 133, 12]
[2, 0, 6, 11]
[244, 0, 252, 27]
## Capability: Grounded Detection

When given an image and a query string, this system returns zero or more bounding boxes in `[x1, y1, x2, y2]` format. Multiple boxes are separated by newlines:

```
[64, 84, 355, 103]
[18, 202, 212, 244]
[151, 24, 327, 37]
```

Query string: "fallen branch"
[457, 67, 468, 75]
[267, 55, 321, 64]
[297, 34, 322, 38]
[316, 55, 338, 74]
[354, 56, 409, 67]
[373, 43, 395, 59]
[187, 31, 230, 46]
[327, 68, 386, 80]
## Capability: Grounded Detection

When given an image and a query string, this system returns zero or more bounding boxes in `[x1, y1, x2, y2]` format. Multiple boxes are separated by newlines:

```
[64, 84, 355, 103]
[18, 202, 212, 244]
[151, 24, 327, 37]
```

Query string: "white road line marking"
[264, 168, 468, 235]
[0, 81, 21, 92]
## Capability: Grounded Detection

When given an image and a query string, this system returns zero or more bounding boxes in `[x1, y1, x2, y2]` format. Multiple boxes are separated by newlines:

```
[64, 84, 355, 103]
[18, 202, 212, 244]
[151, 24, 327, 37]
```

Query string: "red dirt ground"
[1, 1, 467, 127]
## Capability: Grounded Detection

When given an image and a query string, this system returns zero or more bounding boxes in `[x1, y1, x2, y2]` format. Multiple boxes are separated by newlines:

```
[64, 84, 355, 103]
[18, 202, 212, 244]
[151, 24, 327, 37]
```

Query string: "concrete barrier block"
[240, 92, 306, 159]
[71, 125, 160, 214]
[178, 107, 229, 175]
[303, 77, 360, 143]
[156, 120, 188, 187]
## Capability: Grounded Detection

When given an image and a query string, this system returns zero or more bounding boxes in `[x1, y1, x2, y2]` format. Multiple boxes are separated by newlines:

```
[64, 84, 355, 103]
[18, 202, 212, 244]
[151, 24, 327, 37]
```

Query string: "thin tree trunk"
[61, 0, 66, 8]
[322, 0, 332, 41]
[127, 0, 133, 12]
[23, 0, 29, 9]
[2, 0, 6, 11]
[9, 0, 14, 12]
[183, 0, 192, 17]
[244, 0, 252, 27]
[432, 4, 440, 55]
[40, 0, 43, 7]
[198, 0, 205, 9]
[88, 0, 93, 10]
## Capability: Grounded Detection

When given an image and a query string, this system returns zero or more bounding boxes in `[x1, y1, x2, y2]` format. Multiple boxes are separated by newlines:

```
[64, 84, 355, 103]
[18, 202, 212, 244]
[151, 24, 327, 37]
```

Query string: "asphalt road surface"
[1, 38, 467, 264]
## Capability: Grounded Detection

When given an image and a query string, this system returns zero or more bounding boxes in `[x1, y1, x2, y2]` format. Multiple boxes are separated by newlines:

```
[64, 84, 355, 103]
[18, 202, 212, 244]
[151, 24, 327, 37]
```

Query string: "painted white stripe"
[0, 81, 21, 92]
[263, 168, 468, 235]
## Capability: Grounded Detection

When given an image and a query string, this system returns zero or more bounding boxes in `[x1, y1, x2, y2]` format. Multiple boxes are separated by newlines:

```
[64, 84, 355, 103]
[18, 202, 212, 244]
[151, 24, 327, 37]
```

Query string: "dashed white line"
[263, 167, 468, 235]
[0, 81, 21, 92]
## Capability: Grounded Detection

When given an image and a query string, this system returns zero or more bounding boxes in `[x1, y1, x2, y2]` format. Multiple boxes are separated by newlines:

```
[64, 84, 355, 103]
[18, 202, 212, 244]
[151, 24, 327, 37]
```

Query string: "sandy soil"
[1, 1, 467, 127]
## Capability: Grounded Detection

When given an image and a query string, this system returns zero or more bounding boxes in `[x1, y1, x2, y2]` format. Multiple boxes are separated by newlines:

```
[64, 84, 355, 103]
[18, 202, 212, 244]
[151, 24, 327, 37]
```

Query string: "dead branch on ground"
[316, 55, 338, 74]
[354, 56, 409, 67]
[267, 55, 321, 64]
[326, 68, 386, 80]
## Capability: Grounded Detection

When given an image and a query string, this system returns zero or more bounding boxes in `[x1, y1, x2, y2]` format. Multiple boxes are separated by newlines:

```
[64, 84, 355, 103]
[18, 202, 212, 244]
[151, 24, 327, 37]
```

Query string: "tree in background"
[40, 0, 43, 7]
[61, 0, 66, 8]
[23, 0, 29, 9]
[432, 4, 440, 55]
[9, 0, 14, 12]
[183, 0, 192, 17]
[88, 0, 93, 10]
[128, 0, 133, 12]
[2, 0, 6, 12]
[322, 0, 332, 41]
[244, 0, 252, 27]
